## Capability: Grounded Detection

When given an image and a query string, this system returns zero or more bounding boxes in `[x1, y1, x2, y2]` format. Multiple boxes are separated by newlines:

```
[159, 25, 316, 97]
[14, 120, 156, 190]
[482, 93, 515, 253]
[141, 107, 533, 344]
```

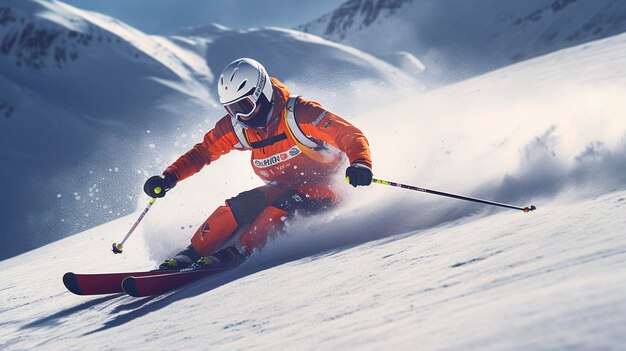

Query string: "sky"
[61, 0, 344, 34]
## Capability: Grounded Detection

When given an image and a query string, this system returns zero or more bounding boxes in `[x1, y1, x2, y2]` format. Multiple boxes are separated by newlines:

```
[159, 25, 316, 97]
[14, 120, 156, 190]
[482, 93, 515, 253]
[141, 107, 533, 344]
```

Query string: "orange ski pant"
[190, 183, 337, 256]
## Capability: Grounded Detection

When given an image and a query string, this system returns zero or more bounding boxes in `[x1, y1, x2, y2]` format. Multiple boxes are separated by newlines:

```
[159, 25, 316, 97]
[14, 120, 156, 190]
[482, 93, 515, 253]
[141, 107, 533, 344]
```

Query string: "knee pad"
[227, 189, 269, 225]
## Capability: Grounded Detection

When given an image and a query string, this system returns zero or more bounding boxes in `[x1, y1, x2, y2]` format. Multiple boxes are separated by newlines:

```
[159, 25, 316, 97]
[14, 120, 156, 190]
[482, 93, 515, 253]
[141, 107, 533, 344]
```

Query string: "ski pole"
[372, 178, 537, 213]
[112, 187, 162, 254]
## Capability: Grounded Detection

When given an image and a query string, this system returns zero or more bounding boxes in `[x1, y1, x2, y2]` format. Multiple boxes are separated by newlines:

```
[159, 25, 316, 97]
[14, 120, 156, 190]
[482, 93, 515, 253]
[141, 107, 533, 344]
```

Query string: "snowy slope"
[300, 0, 626, 84]
[1, 30, 625, 350]
[1, 182, 624, 350]
[0, 0, 416, 260]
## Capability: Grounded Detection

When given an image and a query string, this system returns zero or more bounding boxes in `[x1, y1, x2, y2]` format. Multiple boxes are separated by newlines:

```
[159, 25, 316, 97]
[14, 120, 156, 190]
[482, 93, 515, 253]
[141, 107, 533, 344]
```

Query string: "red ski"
[122, 267, 227, 297]
[63, 270, 176, 295]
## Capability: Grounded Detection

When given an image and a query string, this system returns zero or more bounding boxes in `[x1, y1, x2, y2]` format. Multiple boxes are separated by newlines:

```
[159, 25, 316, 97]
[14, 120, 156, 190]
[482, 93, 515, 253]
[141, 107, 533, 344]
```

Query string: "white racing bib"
[252, 146, 301, 169]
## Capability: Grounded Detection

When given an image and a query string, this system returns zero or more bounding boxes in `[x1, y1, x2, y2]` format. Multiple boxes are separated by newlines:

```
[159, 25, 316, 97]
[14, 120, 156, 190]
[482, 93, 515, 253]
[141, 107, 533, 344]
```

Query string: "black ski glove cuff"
[345, 163, 373, 187]
[143, 173, 177, 198]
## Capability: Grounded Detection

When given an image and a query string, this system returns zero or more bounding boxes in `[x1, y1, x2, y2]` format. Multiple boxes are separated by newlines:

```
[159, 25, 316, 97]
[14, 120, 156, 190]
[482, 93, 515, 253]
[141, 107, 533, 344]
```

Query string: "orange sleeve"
[164, 116, 240, 181]
[296, 99, 372, 169]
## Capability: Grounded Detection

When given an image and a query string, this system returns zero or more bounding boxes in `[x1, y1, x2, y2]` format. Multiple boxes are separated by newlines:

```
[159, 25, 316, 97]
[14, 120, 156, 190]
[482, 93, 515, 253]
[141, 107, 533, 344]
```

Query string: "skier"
[144, 58, 373, 270]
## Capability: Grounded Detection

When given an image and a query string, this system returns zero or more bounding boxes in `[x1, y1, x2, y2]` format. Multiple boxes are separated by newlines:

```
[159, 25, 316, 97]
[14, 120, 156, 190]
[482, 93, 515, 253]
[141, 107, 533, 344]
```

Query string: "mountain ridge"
[299, 0, 626, 84]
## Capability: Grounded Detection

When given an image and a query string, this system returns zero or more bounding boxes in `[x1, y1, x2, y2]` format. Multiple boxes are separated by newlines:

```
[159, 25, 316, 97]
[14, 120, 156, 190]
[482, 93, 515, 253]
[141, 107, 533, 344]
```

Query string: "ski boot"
[158, 246, 202, 270]
[191, 245, 249, 270]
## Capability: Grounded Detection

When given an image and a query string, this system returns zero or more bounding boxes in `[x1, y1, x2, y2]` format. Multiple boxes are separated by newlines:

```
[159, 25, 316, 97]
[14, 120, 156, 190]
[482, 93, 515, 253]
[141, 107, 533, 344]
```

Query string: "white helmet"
[218, 58, 273, 122]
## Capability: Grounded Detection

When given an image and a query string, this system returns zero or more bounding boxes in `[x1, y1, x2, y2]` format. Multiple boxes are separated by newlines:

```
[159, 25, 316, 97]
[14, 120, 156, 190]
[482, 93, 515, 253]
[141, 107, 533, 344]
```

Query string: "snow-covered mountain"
[1, 30, 626, 349]
[300, 0, 626, 84]
[0, 0, 415, 260]
[0, 0, 212, 259]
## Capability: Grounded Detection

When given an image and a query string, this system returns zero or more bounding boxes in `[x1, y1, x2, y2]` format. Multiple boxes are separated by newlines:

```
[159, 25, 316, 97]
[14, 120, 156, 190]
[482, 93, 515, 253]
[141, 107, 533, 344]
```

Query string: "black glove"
[143, 173, 177, 198]
[345, 163, 373, 187]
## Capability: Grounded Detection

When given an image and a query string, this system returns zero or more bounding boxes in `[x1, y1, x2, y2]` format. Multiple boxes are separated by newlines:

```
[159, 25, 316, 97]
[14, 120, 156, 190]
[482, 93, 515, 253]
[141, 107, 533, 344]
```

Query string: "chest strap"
[249, 133, 287, 149]
[231, 118, 251, 149]
[230, 95, 322, 151]
[286, 95, 322, 150]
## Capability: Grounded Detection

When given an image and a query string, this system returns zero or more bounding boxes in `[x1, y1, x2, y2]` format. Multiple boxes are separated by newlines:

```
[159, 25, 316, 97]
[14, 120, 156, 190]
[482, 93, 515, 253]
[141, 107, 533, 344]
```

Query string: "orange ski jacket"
[164, 78, 372, 187]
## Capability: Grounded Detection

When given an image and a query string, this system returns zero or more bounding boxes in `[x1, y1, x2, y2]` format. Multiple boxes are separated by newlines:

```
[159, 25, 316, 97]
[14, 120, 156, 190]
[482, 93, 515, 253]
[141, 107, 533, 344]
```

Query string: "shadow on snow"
[20, 294, 124, 330]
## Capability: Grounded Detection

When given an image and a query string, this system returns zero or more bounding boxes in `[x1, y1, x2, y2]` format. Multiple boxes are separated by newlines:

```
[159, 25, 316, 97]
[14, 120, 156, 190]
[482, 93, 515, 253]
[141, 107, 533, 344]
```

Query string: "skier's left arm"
[297, 100, 373, 186]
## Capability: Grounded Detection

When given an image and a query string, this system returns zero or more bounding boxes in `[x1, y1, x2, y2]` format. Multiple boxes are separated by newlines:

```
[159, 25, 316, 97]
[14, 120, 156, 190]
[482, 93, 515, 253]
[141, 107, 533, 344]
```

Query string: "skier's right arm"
[143, 117, 238, 197]
[164, 117, 239, 182]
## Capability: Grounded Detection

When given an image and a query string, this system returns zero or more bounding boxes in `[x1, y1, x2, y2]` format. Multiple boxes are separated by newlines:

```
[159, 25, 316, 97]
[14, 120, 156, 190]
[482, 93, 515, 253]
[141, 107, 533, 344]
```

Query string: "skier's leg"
[238, 206, 289, 251]
[189, 186, 281, 256]
[160, 186, 281, 269]
[239, 184, 337, 252]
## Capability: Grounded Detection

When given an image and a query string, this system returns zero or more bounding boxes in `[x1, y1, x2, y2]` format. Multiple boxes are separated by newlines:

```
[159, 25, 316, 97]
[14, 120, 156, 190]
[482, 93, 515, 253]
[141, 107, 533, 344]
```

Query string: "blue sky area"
[61, 0, 344, 34]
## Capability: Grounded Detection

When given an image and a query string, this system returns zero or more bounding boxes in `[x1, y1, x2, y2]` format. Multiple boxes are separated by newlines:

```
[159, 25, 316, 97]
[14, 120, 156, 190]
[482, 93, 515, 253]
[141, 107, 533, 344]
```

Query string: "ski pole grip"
[154, 186, 162, 195]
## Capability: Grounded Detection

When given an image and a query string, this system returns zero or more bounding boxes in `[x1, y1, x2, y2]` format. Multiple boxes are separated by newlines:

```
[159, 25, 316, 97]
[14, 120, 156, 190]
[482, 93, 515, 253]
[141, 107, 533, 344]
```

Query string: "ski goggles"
[223, 95, 257, 120]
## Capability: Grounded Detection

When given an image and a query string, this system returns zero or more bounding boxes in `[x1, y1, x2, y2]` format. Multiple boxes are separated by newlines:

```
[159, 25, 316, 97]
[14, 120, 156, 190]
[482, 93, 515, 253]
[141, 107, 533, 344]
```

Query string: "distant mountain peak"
[0, 3, 138, 71]
[299, 0, 413, 41]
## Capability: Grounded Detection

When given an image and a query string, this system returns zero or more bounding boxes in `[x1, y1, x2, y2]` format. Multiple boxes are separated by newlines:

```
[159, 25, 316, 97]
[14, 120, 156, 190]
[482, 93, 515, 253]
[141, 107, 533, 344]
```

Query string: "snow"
[384, 51, 426, 79]
[1, 190, 624, 349]
[1, 27, 626, 349]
